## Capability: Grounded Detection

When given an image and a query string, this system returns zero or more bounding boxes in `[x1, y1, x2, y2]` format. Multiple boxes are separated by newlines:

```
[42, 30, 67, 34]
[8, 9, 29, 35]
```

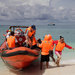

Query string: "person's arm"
[3, 34, 6, 37]
[25, 28, 28, 34]
[37, 39, 42, 44]
[38, 44, 42, 48]
[53, 40, 58, 45]
[15, 36, 17, 42]
[65, 43, 75, 50]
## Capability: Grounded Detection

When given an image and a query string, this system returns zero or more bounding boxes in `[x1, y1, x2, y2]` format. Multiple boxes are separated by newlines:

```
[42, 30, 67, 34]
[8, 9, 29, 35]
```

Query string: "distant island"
[48, 23, 55, 26]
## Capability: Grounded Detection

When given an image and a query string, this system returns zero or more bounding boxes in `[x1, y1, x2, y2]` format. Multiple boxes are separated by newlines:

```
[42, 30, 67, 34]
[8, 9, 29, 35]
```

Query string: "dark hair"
[60, 36, 64, 39]
[10, 31, 14, 36]
[31, 25, 36, 30]
[37, 39, 42, 44]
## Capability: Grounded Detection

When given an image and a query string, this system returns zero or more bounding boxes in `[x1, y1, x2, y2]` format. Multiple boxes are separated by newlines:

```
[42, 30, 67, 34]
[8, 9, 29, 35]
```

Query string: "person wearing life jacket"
[48, 34, 55, 63]
[7, 31, 15, 49]
[25, 25, 36, 48]
[39, 35, 52, 70]
[30, 36, 37, 48]
[53, 36, 75, 67]
[25, 25, 36, 38]
[4, 29, 11, 39]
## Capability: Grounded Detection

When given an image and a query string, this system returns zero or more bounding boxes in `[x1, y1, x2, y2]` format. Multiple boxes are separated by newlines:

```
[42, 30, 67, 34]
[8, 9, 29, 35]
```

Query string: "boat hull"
[1, 47, 39, 69]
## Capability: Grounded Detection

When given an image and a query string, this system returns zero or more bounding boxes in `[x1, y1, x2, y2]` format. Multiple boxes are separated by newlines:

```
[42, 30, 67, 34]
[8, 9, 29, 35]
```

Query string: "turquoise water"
[36, 24, 75, 61]
[0, 24, 75, 61]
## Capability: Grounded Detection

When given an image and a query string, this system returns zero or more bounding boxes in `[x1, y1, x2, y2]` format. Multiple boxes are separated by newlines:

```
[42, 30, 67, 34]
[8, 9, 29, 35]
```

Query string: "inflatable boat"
[0, 26, 40, 70]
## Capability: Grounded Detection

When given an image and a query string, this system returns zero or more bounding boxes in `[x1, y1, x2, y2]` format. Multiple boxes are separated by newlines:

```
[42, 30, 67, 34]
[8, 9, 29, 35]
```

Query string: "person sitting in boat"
[25, 25, 36, 48]
[3, 29, 11, 39]
[7, 31, 16, 49]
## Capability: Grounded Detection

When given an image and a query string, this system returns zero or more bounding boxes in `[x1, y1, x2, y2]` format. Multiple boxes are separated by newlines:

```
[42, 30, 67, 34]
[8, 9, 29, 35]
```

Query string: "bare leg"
[40, 62, 43, 70]
[25, 36, 30, 47]
[51, 56, 55, 63]
[28, 38, 32, 48]
[56, 53, 61, 67]
[29, 37, 33, 48]
[46, 62, 49, 68]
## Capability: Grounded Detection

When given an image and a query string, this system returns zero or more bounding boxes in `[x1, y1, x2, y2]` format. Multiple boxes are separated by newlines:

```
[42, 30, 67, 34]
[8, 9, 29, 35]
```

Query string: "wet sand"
[0, 59, 75, 75]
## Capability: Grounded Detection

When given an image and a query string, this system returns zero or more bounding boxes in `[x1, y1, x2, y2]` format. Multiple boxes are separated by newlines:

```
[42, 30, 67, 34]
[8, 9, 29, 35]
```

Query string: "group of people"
[5, 25, 37, 49]
[5, 25, 75, 70]
[39, 35, 75, 69]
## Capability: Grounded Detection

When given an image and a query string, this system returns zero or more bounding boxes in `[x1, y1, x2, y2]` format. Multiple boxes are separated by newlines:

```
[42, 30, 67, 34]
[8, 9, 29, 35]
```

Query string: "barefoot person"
[38, 35, 52, 70]
[54, 36, 75, 67]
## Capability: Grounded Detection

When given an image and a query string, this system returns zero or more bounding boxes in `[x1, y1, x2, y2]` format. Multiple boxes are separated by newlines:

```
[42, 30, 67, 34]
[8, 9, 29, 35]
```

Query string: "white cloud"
[0, 2, 5, 7]
[59, 6, 64, 10]
[0, 0, 75, 24]
[0, 0, 49, 6]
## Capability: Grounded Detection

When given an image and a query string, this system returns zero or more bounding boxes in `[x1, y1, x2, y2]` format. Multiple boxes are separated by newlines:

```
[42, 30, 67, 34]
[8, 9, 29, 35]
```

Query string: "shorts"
[49, 50, 53, 57]
[41, 55, 49, 62]
[55, 51, 62, 55]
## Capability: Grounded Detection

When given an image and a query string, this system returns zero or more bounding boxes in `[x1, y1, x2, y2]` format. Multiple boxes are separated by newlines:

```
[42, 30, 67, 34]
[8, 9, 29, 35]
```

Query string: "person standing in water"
[38, 35, 52, 70]
[54, 36, 75, 67]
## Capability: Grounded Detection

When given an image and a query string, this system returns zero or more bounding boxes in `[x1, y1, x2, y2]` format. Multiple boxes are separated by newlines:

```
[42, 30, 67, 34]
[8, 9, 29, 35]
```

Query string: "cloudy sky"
[0, 0, 75, 25]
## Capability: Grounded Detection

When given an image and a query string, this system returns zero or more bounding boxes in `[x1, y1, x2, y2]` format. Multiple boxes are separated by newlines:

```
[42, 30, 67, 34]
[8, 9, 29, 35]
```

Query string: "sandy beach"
[0, 59, 75, 75]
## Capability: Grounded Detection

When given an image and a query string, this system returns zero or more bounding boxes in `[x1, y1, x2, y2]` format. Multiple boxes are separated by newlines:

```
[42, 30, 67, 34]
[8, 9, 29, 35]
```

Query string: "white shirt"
[6, 32, 11, 38]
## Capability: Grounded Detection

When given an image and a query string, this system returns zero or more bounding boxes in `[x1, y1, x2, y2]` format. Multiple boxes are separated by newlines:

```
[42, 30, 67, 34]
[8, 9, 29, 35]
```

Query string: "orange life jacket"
[7, 36, 15, 48]
[27, 27, 35, 38]
[39, 35, 52, 55]
[40, 41, 51, 55]
[55, 40, 65, 51]
[28, 30, 35, 38]
[49, 39, 54, 50]
[32, 37, 36, 46]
